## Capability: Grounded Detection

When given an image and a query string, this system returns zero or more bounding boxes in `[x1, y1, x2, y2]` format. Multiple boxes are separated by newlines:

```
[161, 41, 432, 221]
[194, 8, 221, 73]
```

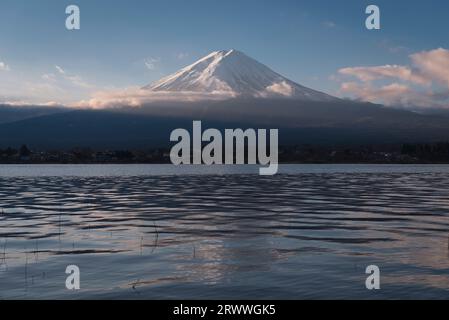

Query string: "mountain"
[0, 104, 67, 125]
[143, 49, 337, 102]
[2, 49, 449, 149]
[2, 100, 449, 149]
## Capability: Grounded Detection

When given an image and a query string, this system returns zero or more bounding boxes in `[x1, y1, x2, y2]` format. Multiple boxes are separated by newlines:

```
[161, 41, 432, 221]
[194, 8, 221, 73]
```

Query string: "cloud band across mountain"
[77, 87, 237, 109]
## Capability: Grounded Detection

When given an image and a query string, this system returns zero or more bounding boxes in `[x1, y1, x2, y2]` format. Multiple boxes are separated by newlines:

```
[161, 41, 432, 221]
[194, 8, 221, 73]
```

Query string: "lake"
[1, 164, 449, 299]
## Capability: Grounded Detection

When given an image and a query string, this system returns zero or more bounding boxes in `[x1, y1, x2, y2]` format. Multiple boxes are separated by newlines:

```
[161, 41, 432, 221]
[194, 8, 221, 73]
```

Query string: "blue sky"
[1, 0, 449, 107]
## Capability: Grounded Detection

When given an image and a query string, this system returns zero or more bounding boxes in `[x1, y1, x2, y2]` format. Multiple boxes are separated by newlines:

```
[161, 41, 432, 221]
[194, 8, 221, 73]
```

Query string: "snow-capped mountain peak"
[143, 49, 337, 101]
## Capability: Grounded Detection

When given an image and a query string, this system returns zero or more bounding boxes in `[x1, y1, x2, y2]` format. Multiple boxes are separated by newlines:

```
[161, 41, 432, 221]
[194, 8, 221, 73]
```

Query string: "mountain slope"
[143, 49, 337, 101]
[0, 104, 67, 124]
[1, 100, 449, 149]
[2, 50, 449, 149]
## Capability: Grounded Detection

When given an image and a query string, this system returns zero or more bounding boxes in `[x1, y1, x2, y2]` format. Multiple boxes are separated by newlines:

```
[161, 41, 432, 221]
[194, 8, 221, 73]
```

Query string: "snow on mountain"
[143, 49, 338, 101]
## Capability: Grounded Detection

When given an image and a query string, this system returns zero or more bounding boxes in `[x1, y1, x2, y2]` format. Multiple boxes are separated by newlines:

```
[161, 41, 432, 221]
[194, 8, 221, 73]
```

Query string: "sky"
[1, 0, 449, 108]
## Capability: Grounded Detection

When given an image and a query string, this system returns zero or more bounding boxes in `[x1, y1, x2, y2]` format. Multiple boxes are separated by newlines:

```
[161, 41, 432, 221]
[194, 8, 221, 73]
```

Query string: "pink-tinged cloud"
[76, 86, 236, 109]
[341, 82, 412, 105]
[337, 48, 449, 109]
[410, 48, 449, 87]
[339, 65, 430, 86]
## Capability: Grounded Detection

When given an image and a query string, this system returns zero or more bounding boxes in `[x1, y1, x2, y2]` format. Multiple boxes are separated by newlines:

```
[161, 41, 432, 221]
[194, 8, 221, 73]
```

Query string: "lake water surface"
[1, 164, 449, 299]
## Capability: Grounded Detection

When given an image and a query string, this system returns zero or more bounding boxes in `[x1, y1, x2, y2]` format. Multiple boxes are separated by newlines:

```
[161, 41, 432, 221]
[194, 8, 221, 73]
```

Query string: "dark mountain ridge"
[1, 99, 448, 149]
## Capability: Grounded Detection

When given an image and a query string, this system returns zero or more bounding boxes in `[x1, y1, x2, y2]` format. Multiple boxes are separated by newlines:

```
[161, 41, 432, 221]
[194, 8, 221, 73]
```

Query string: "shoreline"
[1, 161, 449, 165]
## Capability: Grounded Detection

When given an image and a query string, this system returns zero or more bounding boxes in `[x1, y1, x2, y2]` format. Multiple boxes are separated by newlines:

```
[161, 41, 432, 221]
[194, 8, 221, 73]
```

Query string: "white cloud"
[339, 65, 430, 86]
[65, 74, 90, 88]
[42, 73, 56, 81]
[0, 61, 10, 71]
[176, 52, 189, 60]
[264, 81, 294, 97]
[0, 77, 69, 106]
[336, 48, 449, 109]
[323, 21, 336, 28]
[144, 57, 160, 70]
[377, 40, 411, 55]
[77, 87, 236, 109]
[55, 65, 66, 75]
[0, 100, 61, 107]
[1, 64, 96, 105]
[53, 65, 91, 88]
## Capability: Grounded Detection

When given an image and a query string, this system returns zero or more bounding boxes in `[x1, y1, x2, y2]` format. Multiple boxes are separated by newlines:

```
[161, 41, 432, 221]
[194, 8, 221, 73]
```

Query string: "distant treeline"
[1, 142, 449, 164]
[401, 142, 449, 162]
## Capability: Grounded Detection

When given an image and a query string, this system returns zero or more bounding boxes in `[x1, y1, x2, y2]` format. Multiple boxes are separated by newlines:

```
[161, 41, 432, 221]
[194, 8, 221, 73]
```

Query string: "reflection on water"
[1, 165, 449, 299]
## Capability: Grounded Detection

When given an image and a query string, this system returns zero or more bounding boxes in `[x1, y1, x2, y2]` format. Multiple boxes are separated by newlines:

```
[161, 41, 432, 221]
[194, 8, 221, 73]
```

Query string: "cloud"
[377, 40, 410, 55]
[336, 48, 449, 109]
[79, 80, 299, 109]
[0, 100, 61, 107]
[1, 63, 97, 105]
[55, 65, 66, 75]
[341, 82, 412, 105]
[323, 21, 336, 28]
[42, 73, 56, 81]
[410, 48, 449, 88]
[144, 57, 160, 70]
[0, 77, 69, 106]
[53, 65, 91, 88]
[176, 52, 189, 60]
[340, 82, 449, 109]
[0, 61, 10, 71]
[339, 65, 430, 86]
[264, 81, 294, 97]
[65, 74, 90, 88]
[77, 87, 236, 109]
